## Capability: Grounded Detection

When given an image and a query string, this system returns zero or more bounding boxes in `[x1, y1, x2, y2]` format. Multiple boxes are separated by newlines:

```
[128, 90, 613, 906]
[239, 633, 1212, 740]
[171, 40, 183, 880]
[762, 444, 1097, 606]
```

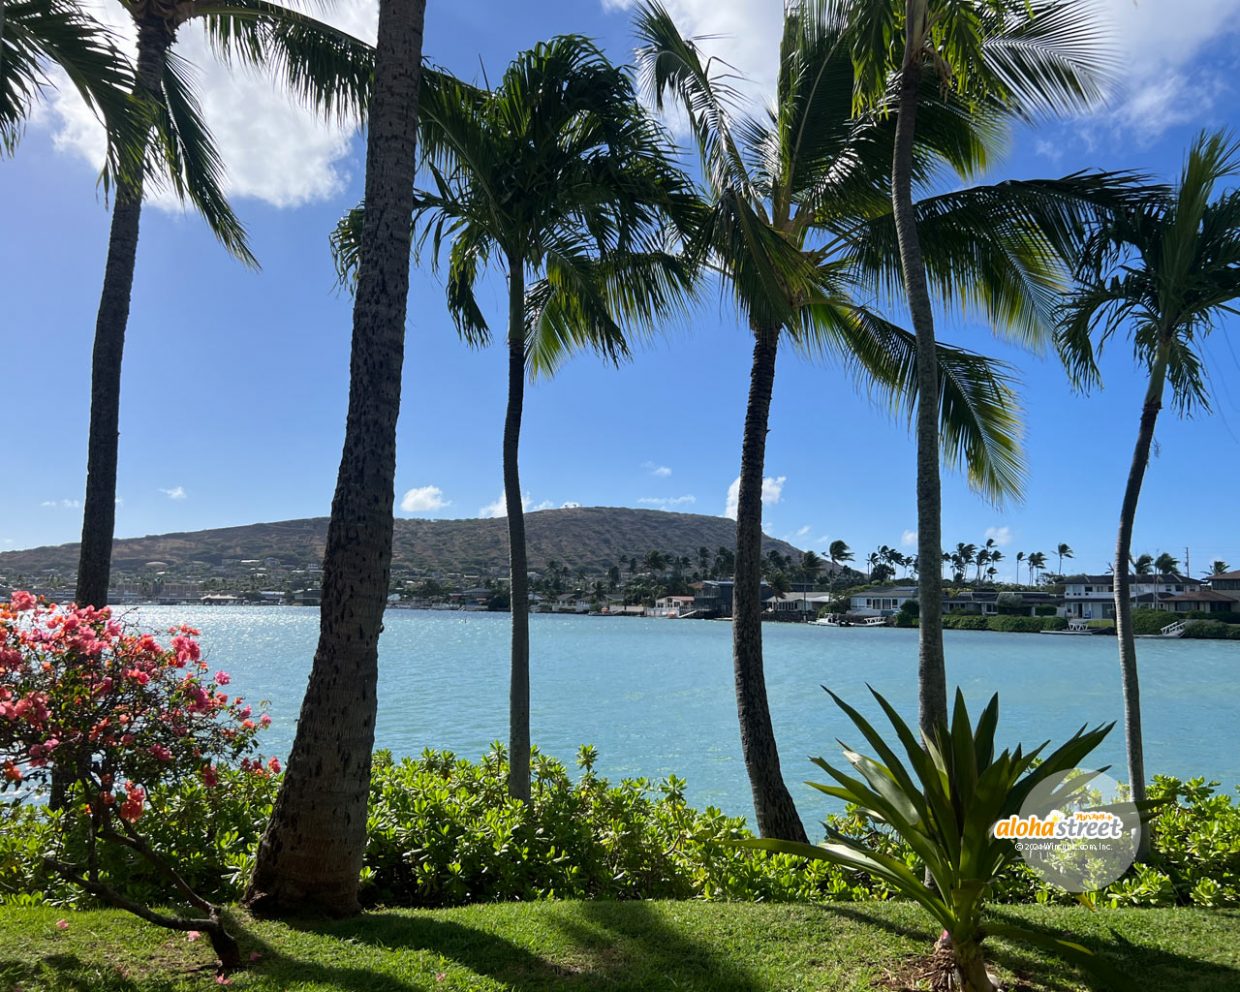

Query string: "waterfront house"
[849, 586, 918, 617]
[765, 591, 836, 617]
[694, 580, 772, 618]
[1061, 573, 1200, 620]
[1161, 588, 1238, 613]
[647, 595, 696, 618]
[1205, 570, 1240, 606]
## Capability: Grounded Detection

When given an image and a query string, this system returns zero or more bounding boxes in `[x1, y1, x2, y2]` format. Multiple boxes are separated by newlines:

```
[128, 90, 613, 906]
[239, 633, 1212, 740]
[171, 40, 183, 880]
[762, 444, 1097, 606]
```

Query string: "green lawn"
[2, 902, 1239, 991]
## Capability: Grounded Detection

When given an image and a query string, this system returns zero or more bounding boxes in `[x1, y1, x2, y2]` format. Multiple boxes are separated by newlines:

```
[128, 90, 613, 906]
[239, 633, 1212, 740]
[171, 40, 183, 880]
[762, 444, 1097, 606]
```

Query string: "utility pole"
[1185, 546, 1192, 581]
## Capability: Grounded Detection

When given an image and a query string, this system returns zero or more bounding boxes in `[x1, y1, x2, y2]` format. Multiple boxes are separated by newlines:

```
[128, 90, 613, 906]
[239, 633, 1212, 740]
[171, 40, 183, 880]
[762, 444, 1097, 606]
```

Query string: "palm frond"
[633, 0, 757, 200]
[1, 0, 140, 184]
[843, 171, 1153, 347]
[194, 0, 372, 122]
[150, 49, 254, 264]
[826, 308, 1026, 501]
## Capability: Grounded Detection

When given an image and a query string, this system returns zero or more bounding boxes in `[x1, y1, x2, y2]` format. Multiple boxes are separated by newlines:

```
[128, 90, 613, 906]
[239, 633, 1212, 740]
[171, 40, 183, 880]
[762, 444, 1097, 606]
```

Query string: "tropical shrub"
[943, 613, 990, 630]
[1131, 607, 1175, 635]
[745, 688, 1145, 992]
[0, 594, 271, 967]
[1181, 620, 1240, 640]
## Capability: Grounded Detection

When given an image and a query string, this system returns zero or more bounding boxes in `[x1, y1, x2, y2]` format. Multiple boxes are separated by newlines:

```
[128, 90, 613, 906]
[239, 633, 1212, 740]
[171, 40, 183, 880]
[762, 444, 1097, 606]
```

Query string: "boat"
[1040, 620, 1099, 636]
[812, 614, 888, 628]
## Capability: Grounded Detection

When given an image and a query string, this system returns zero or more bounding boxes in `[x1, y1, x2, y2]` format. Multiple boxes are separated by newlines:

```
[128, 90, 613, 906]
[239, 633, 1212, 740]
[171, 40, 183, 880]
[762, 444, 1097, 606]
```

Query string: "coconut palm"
[1154, 552, 1179, 576]
[1056, 542, 1074, 576]
[1060, 135, 1240, 854]
[2, 0, 138, 174]
[334, 38, 696, 802]
[636, 0, 1099, 839]
[71, 0, 374, 609]
[1027, 550, 1047, 585]
[825, 0, 1114, 739]
[1212, 560, 1231, 576]
[1131, 553, 1154, 576]
[243, 0, 425, 916]
[828, 539, 853, 592]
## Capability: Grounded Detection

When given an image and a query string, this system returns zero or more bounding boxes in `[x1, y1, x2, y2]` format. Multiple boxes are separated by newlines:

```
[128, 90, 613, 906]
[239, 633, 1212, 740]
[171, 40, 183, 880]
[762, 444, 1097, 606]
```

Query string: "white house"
[764, 591, 837, 616]
[1061, 574, 1200, 620]
[848, 586, 918, 617]
[646, 595, 697, 618]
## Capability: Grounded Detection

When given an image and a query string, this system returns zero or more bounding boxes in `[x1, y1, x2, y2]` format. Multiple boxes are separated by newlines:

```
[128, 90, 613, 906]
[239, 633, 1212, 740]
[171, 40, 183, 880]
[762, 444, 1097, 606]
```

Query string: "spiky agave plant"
[746, 688, 1154, 992]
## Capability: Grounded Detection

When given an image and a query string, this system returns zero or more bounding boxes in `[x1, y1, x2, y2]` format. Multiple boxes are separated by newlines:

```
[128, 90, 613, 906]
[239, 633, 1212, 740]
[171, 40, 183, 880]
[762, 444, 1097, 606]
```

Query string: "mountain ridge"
[0, 507, 809, 579]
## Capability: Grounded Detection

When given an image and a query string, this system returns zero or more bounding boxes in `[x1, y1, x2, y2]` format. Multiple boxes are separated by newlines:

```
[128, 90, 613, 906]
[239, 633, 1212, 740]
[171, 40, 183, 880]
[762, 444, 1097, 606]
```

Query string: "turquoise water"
[131, 607, 1240, 826]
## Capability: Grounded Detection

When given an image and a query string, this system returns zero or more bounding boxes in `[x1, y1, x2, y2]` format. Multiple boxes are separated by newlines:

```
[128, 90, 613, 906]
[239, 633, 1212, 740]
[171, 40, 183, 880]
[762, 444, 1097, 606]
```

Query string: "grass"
[2, 901, 1239, 991]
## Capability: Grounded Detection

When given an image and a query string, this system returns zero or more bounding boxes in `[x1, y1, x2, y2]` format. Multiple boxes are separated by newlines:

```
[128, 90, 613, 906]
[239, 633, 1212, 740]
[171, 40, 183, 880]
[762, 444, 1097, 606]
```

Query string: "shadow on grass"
[304, 900, 765, 991]
[982, 907, 1240, 992]
[0, 953, 182, 992]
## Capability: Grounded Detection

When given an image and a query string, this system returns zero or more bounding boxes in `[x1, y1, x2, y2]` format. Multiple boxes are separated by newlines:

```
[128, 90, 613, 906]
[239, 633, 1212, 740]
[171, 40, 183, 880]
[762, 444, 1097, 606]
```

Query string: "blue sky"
[3, 0, 1240, 579]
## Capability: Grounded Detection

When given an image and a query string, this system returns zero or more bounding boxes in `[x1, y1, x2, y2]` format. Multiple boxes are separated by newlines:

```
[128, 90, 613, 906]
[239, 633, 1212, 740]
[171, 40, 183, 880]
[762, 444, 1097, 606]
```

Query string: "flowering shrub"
[0, 593, 271, 969]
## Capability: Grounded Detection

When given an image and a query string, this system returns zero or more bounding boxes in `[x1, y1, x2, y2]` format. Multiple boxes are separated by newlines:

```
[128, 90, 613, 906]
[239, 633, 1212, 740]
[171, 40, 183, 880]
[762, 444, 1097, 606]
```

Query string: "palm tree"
[639, 0, 1036, 843]
[1056, 542, 1074, 577]
[1212, 560, 1231, 576]
[1131, 553, 1154, 576]
[244, 0, 425, 917]
[800, 549, 822, 618]
[1154, 552, 1179, 576]
[336, 38, 694, 802]
[72, 0, 373, 608]
[828, 0, 1112, 742]
[2, 0, 138, 173]
[1027, 551, 1047, 585]
[1015, 550, 1025, 585]
[828, 539, 852, 592]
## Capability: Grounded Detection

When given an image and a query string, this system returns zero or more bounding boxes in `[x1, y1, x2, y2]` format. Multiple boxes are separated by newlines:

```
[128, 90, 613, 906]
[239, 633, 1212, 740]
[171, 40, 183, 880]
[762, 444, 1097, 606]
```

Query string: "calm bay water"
[132, 607, 1240, 825]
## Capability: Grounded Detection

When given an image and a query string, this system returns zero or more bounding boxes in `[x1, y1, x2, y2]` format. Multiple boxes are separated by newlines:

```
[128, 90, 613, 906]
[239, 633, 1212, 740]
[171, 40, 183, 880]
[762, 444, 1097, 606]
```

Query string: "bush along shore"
[3, 747, 1237, 912]
[888, 604, 1240, 638]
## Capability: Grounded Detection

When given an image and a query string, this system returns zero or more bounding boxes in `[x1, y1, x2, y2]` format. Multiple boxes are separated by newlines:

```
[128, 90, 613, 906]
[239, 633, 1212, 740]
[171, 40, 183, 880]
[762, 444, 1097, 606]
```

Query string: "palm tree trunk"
[244, 0, 425, 915]
[73, 20, 170, 609]
[1113, 355, 1167, 862]
[892, 45, 948, 741]
[504, 253, 531, 803]
[733, 325, 807, 843]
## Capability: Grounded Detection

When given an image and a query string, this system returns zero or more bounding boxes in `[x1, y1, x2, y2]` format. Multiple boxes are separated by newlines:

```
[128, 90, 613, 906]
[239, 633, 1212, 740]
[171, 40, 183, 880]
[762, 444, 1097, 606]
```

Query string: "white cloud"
[479, 491, 532, 518]
[600, 0, 1240, 146]
[901, 529, 918, 548]
[400, 485, 449, 513]
[641, 460, 673, 477]
[638, 495, 697, 508]
[795, 525, 812, 538]
[723, 475, 786, 520]
[39, 0, 378, 211]
[603, 0, 782, 121]
[159, 486, 187, 501]
[985, 526, 1013, 547]
[1091, 0, 1240, 140]
[41, 499, 81, 509]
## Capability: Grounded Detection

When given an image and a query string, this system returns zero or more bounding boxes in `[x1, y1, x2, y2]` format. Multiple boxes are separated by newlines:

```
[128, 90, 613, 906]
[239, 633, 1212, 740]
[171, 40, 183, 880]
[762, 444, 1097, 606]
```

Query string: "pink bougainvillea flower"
[11, 591, 37, 612]
[187, 930, 201, 942]
[55, 919, 69, 930]
[214, 975, 232, 986]
[249, 951, 263, 962]
[267, 757, 281, 774]
[214, 671, 231, 686]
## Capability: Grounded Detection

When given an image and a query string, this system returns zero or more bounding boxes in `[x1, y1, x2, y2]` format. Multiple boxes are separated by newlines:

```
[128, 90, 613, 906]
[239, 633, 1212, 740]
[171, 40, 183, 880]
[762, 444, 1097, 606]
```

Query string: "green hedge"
[1182, 620, 1240, 640]
[941, 614, 1066, 633]
[4, 755, 1236, 911]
